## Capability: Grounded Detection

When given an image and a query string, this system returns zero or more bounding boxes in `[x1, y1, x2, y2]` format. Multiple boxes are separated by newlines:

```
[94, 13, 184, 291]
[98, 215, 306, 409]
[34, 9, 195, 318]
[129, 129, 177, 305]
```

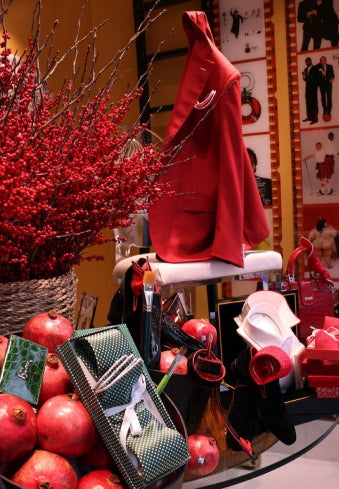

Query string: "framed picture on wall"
[301, 127, 339, 203]
[294, 0, 339, 53]
[76, 292, 98, 330]
[298, 51, 339, 129]
[218, 0, 266, 62]
[236, 59, 270, 134]
[244, 133, 272, 206]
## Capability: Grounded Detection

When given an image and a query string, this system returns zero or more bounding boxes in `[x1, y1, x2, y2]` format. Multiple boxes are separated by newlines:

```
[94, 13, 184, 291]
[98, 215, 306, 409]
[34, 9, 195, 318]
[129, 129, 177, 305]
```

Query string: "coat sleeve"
[211, 77, 269, 264]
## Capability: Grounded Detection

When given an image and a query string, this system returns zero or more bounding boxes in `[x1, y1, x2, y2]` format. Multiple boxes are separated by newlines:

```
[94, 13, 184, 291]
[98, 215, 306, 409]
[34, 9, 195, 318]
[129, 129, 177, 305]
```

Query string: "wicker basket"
[0, 270, 78, 336]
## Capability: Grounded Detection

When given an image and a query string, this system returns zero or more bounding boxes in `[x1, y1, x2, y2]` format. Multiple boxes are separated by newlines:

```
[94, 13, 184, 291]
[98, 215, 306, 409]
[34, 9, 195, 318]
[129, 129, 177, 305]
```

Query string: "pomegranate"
[78, 470, 124, 489]
[186, 434, 220, 477]
[12, 449, 78, 489]
[23, 310, 74, 352]
[38, 353, 74, 406]
[0, 393, 38, 463]
[181, 319, 217, 348]
[0, 335, 8, 369]
[37, 393, 98, 458]
[159, 349, 188, 375]
[78, 437, 116, 471]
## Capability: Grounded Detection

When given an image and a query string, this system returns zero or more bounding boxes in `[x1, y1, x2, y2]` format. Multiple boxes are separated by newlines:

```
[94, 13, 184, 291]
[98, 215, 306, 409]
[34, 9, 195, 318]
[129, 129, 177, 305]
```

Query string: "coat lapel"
[165, 12, 215, 140]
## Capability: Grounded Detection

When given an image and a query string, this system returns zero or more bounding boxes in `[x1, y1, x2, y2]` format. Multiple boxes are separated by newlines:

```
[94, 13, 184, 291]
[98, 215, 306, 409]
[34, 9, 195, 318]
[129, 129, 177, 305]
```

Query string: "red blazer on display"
[149, 11, 269, 268]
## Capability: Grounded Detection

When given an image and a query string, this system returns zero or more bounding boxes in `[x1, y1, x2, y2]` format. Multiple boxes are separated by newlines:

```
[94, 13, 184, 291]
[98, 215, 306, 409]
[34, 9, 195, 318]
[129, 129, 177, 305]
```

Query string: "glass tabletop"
[182, 414, 338, 489]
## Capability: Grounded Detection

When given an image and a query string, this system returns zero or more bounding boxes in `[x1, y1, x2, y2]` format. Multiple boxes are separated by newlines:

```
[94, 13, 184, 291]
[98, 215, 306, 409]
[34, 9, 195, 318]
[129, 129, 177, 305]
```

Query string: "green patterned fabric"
[0, 335, 47, 405]
[58, 325, 190, 487]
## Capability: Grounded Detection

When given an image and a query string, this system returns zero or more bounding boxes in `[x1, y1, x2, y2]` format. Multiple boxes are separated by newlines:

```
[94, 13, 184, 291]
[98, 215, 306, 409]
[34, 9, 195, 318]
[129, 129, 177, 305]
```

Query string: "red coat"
[149, 11, 269, 268]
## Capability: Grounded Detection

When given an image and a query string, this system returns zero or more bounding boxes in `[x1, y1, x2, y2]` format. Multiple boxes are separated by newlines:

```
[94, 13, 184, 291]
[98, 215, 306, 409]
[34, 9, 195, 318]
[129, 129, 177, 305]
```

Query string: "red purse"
[282, 237, 334, 341]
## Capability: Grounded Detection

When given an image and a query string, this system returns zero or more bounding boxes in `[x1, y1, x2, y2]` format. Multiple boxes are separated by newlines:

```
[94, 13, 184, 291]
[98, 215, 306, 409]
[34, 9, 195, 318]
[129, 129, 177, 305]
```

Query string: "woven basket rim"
[0, 269, 77, 289]
[0, 270, 78, 336]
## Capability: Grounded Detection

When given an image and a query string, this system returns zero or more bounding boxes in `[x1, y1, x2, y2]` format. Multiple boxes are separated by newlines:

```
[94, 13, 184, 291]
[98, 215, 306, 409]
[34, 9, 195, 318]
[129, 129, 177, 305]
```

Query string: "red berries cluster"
[0, 32, 166, 283]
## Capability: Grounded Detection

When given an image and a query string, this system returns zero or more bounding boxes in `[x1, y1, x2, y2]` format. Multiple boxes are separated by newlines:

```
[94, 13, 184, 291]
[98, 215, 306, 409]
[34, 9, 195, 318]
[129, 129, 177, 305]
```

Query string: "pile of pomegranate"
[0, 311, 124, 489]
[0, 310, 221, 487]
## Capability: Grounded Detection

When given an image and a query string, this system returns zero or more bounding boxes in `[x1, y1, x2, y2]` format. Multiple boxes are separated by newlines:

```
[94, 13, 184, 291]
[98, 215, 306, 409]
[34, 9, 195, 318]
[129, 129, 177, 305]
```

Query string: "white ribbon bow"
[105, 374, 166, 453]
[309, 326, 339, 344]
[77, 355, 166, 460]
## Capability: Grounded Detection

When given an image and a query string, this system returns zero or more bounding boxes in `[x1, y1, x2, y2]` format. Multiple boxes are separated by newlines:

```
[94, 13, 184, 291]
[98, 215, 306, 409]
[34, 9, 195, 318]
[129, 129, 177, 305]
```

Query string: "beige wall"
[4, 0, 294, 325]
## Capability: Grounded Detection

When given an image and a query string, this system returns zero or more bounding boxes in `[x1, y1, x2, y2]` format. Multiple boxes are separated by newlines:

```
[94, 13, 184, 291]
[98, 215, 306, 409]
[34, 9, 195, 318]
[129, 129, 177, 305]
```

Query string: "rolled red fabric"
[249, 346, 292, 385]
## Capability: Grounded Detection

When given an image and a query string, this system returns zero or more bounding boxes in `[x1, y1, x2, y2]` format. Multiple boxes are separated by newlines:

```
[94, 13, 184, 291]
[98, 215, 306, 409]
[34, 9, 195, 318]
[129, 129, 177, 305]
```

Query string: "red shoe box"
[301, 346, 339, 362]
[303, 319, 339, 362]
[308, 374, 339, 387]
[301, 358, 339, 376]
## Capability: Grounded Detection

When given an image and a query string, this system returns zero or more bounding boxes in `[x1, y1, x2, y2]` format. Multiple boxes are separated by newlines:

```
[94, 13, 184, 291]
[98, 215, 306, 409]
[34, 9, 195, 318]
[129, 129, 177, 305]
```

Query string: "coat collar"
[165, 11, 215, 140]
[182, 11, 215, 45]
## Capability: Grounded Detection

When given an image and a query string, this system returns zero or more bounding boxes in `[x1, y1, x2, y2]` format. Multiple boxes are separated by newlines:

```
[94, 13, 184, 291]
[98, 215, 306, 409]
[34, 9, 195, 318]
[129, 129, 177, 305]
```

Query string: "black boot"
[226, 381, 263, 451]
[256, 380, 296, 445]
[227, 348, 296, 447]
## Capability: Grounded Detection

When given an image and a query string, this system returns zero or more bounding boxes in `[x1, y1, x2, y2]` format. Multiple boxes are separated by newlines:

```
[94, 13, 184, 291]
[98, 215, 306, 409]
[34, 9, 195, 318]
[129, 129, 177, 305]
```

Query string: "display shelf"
[113, 250, 282, 325]
[113, 250, 282, 293]
[180, 387, 339, 489]
[183, 414, 339, 489]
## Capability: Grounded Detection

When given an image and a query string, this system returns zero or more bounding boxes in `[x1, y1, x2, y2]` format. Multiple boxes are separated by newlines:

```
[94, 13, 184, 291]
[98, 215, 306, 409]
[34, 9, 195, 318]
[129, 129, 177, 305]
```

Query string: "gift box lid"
[308, 374, 339, 388]
[303, 349, 339, 361]
[301, 358, 339, 376]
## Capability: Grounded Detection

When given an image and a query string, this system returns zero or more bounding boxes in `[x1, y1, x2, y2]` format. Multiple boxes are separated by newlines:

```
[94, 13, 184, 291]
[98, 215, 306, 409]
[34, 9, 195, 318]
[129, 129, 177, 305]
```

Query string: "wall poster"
[214, 0, 280, 254]
[285, 1, 339, 283]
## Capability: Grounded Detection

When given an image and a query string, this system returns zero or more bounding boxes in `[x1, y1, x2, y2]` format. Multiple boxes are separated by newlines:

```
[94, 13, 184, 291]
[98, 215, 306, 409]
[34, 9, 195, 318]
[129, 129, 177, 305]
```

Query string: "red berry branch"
[0, 0, 170, 283]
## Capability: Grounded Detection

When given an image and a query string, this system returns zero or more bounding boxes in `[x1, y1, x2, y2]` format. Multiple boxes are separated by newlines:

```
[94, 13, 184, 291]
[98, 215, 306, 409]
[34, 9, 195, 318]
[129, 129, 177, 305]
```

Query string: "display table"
[182, 388, 339, 489]
[183, 403, 339, 489]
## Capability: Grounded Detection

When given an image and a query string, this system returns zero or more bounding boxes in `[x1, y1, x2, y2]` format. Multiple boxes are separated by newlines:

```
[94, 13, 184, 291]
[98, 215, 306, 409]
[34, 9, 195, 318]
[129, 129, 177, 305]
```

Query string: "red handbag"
[282, 237, 334, 341]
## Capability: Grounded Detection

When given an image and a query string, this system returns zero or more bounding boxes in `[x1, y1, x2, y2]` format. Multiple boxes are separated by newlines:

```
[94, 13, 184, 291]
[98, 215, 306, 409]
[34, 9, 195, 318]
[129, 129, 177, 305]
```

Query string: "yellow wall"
[273, 0, 295, 264]
[5, 1, 139, 118]
[4, 0, 295, 326]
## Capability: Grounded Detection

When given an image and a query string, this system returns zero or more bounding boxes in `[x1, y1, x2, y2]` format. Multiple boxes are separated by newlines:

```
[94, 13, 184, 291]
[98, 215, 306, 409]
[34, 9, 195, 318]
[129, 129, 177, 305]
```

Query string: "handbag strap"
[285, 237, 333, 285]
[286, 244, 309, 277]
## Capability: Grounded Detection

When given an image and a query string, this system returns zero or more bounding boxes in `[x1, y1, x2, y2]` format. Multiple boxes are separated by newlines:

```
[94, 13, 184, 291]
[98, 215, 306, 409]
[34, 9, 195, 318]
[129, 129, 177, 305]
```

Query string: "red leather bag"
[282, 237, 334, 341]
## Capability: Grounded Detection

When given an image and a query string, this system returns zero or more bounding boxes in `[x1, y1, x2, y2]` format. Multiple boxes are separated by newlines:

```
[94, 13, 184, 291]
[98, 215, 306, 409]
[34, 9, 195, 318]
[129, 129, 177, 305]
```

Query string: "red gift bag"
[282, 237, 334, 341]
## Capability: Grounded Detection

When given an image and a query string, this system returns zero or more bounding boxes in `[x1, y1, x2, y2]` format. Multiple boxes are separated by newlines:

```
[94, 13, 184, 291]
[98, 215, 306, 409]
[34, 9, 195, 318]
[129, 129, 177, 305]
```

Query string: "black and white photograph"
[219, 0, 266, 62]
[298, 50, 339, 128]
[244, 133, 272, 206]
[301, 127, 339, 203]
[295, 0, 339, 53]
[76, 292, 98, 330]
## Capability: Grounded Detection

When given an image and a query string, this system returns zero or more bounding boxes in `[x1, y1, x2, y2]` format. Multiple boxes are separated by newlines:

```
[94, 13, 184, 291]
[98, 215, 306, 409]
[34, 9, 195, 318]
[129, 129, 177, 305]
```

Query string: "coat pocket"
[194, 89, 216, 110]
[183, 194, 216, 213]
